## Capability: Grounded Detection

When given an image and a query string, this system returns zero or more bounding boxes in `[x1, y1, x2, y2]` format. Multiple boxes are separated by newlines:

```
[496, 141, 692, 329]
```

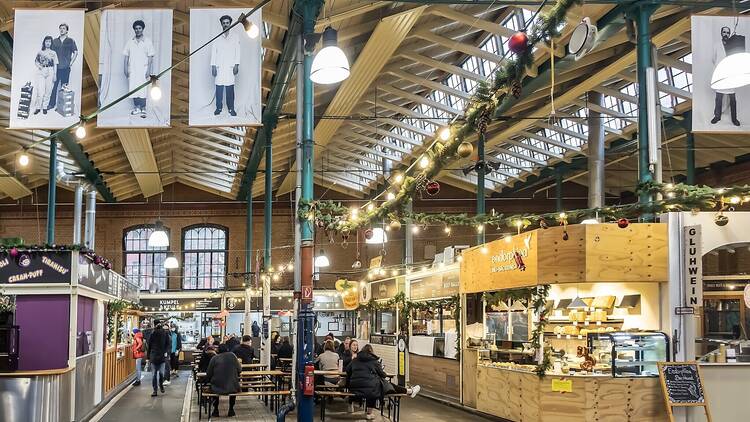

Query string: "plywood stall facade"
[460, 223, 669, 293]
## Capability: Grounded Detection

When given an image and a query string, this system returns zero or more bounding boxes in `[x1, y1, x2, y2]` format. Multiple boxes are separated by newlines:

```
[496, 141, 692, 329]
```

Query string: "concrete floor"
[96, 370, 190, 422]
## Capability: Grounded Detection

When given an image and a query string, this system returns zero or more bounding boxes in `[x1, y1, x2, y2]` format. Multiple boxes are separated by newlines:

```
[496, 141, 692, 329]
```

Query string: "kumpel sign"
[683, 226, 702, 308]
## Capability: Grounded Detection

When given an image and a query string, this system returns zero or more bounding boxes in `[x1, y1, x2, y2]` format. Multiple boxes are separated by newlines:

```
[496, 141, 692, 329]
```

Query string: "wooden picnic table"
[197, 370, 284, 378]
[241, 363, 267, 369]
[314, 370, 395, 377]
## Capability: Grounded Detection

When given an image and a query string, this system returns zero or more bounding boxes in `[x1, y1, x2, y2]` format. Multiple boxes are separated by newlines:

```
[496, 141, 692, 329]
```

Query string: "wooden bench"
[199, 390, 291, 420]
[315, 390, 356, 421]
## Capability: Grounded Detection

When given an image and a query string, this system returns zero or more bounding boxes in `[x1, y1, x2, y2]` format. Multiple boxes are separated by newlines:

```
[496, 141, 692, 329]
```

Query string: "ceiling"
[0, 1, 743, 206]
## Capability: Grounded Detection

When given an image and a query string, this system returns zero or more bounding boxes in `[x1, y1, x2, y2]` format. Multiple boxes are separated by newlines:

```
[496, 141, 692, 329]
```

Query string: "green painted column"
[476, 133, 485, 245]
[264, 139, 273, 269]
[686, 132, 695, 185]
[47, 138, 57, 244]
[246, 188, 253, 273]
[633, 4, 657, 213]
[555, 167, 563, 213]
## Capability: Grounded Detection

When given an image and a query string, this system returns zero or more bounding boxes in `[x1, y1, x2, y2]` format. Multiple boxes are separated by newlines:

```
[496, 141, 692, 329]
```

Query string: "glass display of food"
[587, 331, 669, 377]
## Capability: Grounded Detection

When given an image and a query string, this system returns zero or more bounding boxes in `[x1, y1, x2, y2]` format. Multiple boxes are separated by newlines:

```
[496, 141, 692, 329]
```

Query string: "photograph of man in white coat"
[211, 15, 240, 116]
[711, 26, 745, 126]
[124, 19, 155, 118]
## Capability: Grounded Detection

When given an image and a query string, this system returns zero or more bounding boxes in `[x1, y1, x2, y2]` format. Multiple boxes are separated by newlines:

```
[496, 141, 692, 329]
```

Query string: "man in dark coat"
[206, 344, 241, 417]
[232, 335, 255, 364]
[225, 334, 240, 351]
[147, 320, 171, 397]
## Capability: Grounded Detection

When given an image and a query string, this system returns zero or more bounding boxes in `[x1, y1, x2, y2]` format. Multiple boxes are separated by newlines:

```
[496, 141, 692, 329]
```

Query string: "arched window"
[123, 225, 168, 291]
[182, 224, 228, 290]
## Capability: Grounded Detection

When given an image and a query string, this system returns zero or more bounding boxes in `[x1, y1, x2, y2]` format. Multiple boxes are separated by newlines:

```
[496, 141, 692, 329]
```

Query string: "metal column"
[72, 183, 84, 245]
[633, 5, 657, 211]
[686, 132, 695, 185]
[297, 1, 320, 419]
[587, 91, 605, 209]
[555, 167, 563, 212]
[476, 133, 485, 244]
[262, 141, 273, 370]
[244, 189, 253, 337]
[84, 189, 97, 249]
[47, 139, 57, 244]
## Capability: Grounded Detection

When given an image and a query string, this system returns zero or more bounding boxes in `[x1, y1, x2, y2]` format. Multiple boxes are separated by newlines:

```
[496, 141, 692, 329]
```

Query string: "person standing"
[32, 36, 58, 115]
[232, 335, 255, 364]
[132, 328, 145, 386]
[206, 344, 241, 417]
[147, 320, 170, 397]
[210, 15, 240, 117]
[169, 325, 182, 378]
[123, 19, 154, 118]
[711, 25, 744, 126]
[47, 23, 78, 111]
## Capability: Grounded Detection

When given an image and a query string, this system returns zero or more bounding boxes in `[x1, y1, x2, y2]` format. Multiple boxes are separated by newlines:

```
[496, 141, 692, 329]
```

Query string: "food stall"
[405, 263, 460, 401]
[357, 275, 405, 375]
[459, 223, 670, 421]
[0, 248, 139, 422]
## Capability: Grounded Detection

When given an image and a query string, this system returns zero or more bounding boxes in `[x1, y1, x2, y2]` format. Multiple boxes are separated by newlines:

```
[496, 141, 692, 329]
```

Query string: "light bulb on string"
[75, 121, 86, 139]
[366, 203, 374, 212]
[393, 173, 404, 184]
[350, 207, 359, 219]
[419, 156, 430, 169]
[476, 224, 485, 234]
[286, 263, 294, 271]
[242, 14, 260, 39]
[18, 150, 30, 167]
[438, 126, 451, 141]
[149, 76, 162, 101]
[444, 226, 451, 235]
[411, 225, 420, 234]
[386, 192, 396, 201]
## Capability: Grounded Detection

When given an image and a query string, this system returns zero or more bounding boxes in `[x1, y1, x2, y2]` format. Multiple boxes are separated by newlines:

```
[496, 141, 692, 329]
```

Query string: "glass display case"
[587, 331, 669, 377]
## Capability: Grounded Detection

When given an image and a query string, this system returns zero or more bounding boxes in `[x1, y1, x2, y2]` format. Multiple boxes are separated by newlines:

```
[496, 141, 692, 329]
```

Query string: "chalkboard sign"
[660, 363, 704, 404]
[658, 362, 712, 421]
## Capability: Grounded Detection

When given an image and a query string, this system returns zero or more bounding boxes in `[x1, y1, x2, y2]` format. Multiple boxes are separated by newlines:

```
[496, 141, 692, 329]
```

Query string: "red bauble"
[364, 228, 374, 240]
[617, 218, 630, 229]
[9, 247, 18, 258]
[425, 181, 440, 196]
[508, 31, 529, 55]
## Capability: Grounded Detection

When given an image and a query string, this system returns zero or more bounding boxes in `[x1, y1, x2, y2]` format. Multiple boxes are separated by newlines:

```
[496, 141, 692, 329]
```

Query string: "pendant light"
[314, 249, 330, 268]
[310, 26, 350, 85]
[164, 253, 179, 269]
[148, 220, 169, 248]
[568, 296, 589, 309]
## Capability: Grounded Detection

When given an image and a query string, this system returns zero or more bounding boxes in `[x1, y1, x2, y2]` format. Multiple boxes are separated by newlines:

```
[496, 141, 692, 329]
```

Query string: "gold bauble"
[457, 141, 473, 158]
[389, 220, 402, 230]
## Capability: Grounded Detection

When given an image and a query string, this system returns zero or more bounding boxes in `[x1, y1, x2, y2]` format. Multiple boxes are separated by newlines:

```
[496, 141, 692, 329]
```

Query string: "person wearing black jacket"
[232, 335, 255, 364]
[147, 320, 171, 397]
[345, 344, 420, 419]
[277, 337, 293, 358]
[206, 344, 241, 417]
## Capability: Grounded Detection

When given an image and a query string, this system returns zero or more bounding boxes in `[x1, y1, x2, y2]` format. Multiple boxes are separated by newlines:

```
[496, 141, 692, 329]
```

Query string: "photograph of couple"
[10, 9, 84, 129]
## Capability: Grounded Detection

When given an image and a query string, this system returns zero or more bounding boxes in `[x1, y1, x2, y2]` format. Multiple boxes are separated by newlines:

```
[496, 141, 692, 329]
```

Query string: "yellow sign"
[369, 255, 383, 269]
[398, 352, 405, 375]
[551, 378, 573, 393]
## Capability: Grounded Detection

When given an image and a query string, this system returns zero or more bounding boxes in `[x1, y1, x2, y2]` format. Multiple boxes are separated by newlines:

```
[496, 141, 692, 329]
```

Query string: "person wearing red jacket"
[132, 328, 145, 386]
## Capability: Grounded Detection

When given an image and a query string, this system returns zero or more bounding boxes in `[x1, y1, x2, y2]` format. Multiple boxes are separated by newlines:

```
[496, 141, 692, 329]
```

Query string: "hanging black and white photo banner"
[692, 16, 750, 133]
[98, 9, 172, 128]
[9, 9, 84, 129]
[188, 9, 262, 127]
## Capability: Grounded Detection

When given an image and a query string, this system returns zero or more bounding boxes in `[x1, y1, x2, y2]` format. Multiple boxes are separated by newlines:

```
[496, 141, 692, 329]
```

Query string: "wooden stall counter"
[473, 364, 668, 422]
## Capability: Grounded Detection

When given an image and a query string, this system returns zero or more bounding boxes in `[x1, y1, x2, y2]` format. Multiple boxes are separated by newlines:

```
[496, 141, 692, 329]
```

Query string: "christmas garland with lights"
[0, 243, 115, 270]
[300, 182, 750, 236]
[106, 299, 132, 343]
[484, 285, 551, 377]
[297, 0, 582, 233]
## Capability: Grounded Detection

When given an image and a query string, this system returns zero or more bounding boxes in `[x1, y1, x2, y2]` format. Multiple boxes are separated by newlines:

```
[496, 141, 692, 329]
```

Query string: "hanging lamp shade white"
[164, 254, 179, 269]
[314, 250, 330, 268]
[148, 221, 169, 248]
[365, 227, 387, 244]
[310, 27, 350, 85]
[711, 52, 750, 90]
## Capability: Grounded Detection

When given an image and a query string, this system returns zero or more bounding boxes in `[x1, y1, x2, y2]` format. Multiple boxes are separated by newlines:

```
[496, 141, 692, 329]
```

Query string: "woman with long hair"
[32, 35, 58, 115]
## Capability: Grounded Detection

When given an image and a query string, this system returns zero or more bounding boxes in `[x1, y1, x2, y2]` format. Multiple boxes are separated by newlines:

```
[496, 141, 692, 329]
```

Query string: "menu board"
[657, 362, 711, 420]
[0, 251, 72, 284]
[409, 270, 459, 300]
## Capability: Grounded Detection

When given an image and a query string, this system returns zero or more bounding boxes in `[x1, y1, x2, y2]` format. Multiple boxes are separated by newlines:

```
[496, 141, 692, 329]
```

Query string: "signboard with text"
[683, 226, 702, 309]
[0, 251, 72, 284]
[140, 297, 222, 312]
[409, 270, 459, 300]
[460, 231, 538, 293]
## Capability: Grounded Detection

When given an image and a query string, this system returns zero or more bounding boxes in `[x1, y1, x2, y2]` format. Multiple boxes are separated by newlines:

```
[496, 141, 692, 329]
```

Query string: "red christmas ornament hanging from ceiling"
[508, 31, 529, 55]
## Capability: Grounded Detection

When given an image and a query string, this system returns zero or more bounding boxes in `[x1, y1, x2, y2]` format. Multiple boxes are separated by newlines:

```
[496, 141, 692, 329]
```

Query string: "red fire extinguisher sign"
[303, 364, 315, 396]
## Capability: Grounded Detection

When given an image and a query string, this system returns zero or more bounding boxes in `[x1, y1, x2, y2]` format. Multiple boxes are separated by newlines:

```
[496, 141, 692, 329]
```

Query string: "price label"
[551, 378, 573, 393]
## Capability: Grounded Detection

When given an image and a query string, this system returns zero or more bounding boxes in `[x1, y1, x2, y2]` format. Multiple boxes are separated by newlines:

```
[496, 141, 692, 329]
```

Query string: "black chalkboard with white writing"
[660, 363, 705, 404]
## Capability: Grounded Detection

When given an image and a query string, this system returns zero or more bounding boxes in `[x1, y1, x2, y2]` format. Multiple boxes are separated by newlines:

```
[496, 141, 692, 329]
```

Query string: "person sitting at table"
[206, 344, 241, 417]
[316, 333, 335, 356]
[197, 335, 214, 351]
[315, 340, 341, 386]
[342, 339, 358, 371]
[198, 345, 217, 374]
[278, 336, 293, 359]
[225, 333, 240, 351]
[232, 335, 255, 364]
[345, 344, 421, 419]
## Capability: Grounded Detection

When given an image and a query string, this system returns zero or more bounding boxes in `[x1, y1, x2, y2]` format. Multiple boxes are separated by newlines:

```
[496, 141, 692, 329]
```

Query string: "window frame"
[180, 223, 229, 290]
[122, 224, 170, 291]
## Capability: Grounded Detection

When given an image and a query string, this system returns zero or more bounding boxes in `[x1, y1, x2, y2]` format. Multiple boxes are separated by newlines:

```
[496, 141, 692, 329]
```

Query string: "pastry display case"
[587, 331, 669, 377]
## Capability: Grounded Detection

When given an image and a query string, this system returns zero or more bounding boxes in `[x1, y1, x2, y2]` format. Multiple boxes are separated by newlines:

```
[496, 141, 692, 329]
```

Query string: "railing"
[104, 344, 134, 394]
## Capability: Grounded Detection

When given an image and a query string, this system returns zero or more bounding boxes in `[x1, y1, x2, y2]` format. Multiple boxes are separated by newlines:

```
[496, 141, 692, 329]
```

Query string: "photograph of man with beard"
[711, 25, 745, 126]
[210, 15, 240, 117]
[47, 22, 78, 112]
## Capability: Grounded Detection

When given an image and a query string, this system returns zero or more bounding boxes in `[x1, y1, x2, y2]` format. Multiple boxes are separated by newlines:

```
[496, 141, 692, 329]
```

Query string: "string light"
[504, 234, 513, 243]
[559, 212, 567, 219]
[480, 246, 489, 254]
[729, 196, 741, 204]
[18, 151, 30, 167]
[391, 269, 399, 276]
[438, 126, 451, 141]
[393, 173, 404, 184]
[444, 226, 451, 235]
[242, 14, 260, 39]
[387, 192, 396, 201]
[419, 156, 430, 169]
[476, 224, 485, 234]
[411, 225, 420, 234]
[286, 263, 294, 271]
[74, 121, 86, 139]
[149, 76, 162, 101]
[350, 207, 359, 219]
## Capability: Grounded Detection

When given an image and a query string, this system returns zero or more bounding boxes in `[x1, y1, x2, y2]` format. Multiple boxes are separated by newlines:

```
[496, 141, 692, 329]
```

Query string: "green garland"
[301, 182, 750, 234]
[484, 285, 551, 377]
[0, 289, 15, 313]
[297, 0, 583, 233]
[106, 299, 131, 343]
